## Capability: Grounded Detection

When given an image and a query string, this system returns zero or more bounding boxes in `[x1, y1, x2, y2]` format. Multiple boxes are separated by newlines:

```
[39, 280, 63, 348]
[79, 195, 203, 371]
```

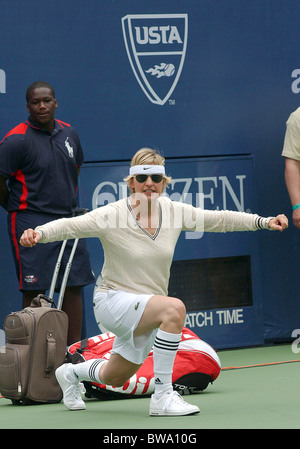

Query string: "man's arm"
[284, 157, 300, 228]
[0, 175, 9, 209]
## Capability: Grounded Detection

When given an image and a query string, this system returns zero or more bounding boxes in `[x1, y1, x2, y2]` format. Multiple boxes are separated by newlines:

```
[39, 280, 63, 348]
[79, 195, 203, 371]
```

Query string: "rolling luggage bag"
[0, 295, 68, 404]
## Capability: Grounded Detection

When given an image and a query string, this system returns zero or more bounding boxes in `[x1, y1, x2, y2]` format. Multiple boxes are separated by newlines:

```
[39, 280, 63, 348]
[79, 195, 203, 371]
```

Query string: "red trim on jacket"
[56, 119, 70, 128]
[1, 122, 28, 143]
[25, 120, 39, 130]
[11, 169, 28, 210]
[11, 211, 23, 289]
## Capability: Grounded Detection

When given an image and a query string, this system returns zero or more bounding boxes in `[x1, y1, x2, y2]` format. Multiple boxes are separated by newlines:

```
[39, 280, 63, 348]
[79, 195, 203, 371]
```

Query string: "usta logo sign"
[122, 14, 188, 105]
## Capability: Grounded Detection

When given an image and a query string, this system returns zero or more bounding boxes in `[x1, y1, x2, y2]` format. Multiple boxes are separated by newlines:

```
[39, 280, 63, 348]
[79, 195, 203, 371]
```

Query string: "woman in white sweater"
[20, 148, 288, 416]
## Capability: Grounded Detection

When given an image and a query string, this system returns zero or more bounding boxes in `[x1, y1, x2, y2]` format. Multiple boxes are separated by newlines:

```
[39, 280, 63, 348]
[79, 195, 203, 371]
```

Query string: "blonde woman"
[20, 148, 288, 416]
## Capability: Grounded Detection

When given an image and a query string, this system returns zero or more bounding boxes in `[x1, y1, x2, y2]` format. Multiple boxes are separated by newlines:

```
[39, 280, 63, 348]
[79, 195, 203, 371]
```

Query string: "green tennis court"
[0, 343, 299, 430]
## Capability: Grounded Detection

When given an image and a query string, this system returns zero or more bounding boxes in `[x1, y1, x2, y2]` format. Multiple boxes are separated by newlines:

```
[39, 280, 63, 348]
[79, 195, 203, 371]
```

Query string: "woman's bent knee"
[159, 297, 186, 333]
[135, 295, 186, 336]
[168, 297, 186, 321]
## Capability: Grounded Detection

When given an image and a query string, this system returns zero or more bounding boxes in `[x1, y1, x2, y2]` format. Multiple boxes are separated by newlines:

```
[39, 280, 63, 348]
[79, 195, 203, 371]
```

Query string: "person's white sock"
[153, 329, 181, 396]
[66, 359, 107, 383]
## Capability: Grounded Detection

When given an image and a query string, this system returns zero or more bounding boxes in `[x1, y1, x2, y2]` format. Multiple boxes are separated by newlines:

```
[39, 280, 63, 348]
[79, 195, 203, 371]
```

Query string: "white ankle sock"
[153, 329, 181, 396]
[68, 359, 106, 383]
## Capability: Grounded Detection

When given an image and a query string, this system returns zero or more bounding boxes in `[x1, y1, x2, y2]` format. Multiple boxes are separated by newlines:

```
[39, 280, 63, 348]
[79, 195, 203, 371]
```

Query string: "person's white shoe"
[149, 390, 200, 416]
[55, 364, 86, 411]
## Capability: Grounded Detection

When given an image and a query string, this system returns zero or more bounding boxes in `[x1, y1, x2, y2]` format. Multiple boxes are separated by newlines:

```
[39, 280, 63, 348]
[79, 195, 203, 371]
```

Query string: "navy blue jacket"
[0, 117, 84, 214]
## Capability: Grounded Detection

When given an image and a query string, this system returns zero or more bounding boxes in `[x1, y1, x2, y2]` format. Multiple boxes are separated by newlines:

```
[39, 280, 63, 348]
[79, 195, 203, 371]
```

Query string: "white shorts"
[93, 290, 157, 365]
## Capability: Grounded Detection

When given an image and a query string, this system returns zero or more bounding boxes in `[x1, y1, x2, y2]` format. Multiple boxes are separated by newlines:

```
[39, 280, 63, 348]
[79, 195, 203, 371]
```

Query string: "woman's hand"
[268, 214, 288, 231]
[20, 228, 42, 247]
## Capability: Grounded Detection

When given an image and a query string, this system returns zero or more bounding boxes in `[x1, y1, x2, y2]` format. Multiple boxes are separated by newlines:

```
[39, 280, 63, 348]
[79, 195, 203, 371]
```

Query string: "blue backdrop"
[0, 0, 298, 348]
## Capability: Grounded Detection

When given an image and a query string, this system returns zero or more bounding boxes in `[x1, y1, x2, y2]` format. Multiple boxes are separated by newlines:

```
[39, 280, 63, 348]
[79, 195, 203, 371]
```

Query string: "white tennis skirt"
[93, 289, 157, 365]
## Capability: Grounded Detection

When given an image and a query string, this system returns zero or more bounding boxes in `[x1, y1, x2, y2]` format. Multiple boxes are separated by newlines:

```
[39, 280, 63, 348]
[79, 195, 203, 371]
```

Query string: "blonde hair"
[124, 147, 172, 194]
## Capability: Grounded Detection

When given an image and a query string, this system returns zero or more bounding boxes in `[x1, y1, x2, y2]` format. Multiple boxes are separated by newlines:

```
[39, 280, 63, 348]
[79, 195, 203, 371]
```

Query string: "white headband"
[129, 165, 165, 176]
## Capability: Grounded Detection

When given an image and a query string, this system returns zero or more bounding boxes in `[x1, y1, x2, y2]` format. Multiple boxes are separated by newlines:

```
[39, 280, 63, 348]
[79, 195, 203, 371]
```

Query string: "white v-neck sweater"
[36, 197, 269, 296]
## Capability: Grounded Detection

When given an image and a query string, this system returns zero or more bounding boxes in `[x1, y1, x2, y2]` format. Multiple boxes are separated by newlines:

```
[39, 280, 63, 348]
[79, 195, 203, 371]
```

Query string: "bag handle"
[44, 331, 56, 376]
[30, 294, 57, 308]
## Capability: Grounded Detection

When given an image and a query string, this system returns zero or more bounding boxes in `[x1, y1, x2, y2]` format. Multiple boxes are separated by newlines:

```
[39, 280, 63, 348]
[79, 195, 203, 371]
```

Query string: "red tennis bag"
[66, 327, 221, 399]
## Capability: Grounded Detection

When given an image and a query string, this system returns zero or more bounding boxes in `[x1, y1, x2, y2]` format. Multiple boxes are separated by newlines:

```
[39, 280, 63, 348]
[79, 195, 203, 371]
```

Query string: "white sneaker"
[55, 364, 86, 411]
[149, 390, 200, 416]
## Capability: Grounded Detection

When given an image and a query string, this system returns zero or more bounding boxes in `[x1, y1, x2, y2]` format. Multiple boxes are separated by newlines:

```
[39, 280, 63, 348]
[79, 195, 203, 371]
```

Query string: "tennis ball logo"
[163, 63, 175, 77]
[146, 63, 175, 78]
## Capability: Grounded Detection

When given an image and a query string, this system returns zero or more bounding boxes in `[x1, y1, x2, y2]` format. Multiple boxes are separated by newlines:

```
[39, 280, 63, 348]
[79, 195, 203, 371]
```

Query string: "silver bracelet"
[36, 229, 44, 239]
[265, 216, 275, 229]
[256, 216, 274, 229]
